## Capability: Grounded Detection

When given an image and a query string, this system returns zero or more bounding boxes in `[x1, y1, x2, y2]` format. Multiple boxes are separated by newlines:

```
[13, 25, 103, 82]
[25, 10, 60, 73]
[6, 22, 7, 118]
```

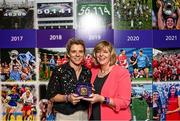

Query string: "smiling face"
[68, 44, 85, 66]
[11, 87, 16, 94]
[13, 65, 19, 72]
[121, 50, 126, 55]
[153, 91, 159, 101]
[95, 47, 111, 66]
[170, 85, 176, 94]
[26, 90, 30, 98]
[166, 17, 174, 29]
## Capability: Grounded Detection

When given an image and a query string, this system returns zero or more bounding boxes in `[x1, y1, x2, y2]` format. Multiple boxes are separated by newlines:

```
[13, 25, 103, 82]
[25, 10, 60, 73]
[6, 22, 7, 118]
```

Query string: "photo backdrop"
[0, 0, 180, 121]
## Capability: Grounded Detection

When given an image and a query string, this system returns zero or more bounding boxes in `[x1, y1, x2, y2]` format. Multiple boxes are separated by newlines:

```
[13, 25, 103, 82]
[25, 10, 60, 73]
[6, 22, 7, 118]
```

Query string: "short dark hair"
[120, 49, 124, 53]
[165, 16, 176, 23]
[139, 49, 143, 53]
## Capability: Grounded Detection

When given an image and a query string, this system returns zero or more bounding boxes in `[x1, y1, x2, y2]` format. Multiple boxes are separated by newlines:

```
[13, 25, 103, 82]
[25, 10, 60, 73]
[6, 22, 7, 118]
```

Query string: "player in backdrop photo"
[153, 82, 180, 120]
[131, 83, 152, 121]
[46, 38, 92, 121]
[117, 49, 129, 69]
[153, 0, 180, 29]
[1, 84, 37, 121]
[2, 86, 20, 121]
[39, 85, 56, 121]
[153, 48, 180, 81]
[129, 51, 139, 79]
[114, 0, 152, 29]
[137, 49, 150, 81]
[38, 48, 68, 81]
[20, 87, 35, 121]
[166, 85, 180, 120]
[116, 48, 152, 81]
[39, 99, 55, 121]
[0, 48, 36, 82]
[152, 91, 162, 120]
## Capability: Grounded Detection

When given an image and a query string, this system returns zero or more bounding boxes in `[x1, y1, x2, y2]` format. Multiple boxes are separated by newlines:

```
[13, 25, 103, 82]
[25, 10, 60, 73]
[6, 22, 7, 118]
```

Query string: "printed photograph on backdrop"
[38, 48, 67, 81]
[38, 48, 94, 81]
[77, 0, 112, 30]
[153, 82, 180, 120]
[114, 0, 152, 30]
[39, 84, 56, 121]
[131, 83, 152, 121]
[116, 48, 152, 81]
[0, 48, 36, 82]
[1, 84, 37, 121]
[152, 0, 180, 29]
[36, 0, 74, 29]
[0, 0, 34, 29]
[153, 48, 180, 82]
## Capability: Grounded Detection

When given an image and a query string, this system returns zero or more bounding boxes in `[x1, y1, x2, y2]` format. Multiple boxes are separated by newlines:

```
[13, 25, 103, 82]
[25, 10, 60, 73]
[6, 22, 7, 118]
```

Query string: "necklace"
[98, 65, 114, 77]
[98, 68, 110, 77]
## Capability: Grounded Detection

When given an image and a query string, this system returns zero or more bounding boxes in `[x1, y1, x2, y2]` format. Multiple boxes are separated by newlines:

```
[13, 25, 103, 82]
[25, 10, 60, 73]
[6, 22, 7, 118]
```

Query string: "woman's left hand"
[82, 94, 104, 104]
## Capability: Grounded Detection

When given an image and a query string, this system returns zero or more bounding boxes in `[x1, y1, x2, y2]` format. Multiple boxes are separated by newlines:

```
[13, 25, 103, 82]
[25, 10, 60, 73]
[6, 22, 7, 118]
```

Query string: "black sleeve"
[46, 68, 61, 100]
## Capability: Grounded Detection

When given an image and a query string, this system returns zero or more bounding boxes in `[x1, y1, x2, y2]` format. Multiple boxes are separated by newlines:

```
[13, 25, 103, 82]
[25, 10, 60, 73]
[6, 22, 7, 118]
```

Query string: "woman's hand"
[82, 94, 104, 104]
[68, 93, 83, 105]
[166, 110, 174, 114]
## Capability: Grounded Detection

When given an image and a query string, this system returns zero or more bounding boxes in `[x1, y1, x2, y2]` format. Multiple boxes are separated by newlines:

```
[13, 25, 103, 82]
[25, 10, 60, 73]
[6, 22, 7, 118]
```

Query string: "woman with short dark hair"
[46, 37, 91, 121]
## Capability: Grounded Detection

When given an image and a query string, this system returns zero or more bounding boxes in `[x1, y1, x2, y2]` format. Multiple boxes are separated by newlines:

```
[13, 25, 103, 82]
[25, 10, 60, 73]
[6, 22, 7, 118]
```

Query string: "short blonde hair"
[93, 40, 117, 66]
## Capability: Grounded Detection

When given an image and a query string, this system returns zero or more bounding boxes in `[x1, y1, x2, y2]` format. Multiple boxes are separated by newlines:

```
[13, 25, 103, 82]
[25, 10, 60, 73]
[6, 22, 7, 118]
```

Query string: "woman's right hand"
[68, 93, 83, 105]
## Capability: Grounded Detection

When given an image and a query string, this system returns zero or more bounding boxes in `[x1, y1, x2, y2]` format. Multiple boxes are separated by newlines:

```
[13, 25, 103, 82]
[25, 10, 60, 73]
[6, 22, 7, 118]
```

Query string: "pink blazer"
[91, 65, 132, 120]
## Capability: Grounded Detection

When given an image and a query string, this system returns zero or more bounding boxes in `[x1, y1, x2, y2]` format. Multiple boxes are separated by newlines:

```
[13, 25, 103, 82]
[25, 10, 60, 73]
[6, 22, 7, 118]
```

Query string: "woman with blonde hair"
[83, 40, 131, 120]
